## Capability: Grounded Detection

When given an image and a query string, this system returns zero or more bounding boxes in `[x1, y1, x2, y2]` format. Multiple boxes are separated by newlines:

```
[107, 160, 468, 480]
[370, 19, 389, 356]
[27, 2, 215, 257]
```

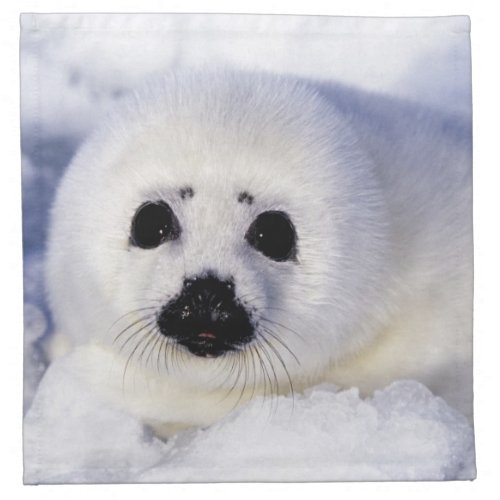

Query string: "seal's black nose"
[157, 274, 254, 357]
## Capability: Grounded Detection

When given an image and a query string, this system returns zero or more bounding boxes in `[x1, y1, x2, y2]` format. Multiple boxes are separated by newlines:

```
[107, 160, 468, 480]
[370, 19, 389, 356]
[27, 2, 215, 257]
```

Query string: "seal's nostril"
[180, 304, 192, 319]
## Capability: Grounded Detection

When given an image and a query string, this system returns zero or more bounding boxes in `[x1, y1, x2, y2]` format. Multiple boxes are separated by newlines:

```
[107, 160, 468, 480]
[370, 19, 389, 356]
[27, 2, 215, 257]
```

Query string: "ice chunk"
[140, 381, 475, 482]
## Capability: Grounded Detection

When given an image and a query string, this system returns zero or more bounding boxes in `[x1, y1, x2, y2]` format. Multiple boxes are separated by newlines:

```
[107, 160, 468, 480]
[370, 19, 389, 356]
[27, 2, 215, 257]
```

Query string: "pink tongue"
[197, 332, 216, 339]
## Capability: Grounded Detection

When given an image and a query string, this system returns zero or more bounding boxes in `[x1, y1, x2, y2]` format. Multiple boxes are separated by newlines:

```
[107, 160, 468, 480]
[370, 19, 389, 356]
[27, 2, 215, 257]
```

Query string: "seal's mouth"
[178, 331, 238, 358]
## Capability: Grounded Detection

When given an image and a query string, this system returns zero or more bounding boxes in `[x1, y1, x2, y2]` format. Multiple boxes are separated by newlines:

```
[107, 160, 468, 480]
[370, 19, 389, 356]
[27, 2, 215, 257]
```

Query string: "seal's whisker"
[259, 323, 301, 365]
[255, 337, 279, 401]
[117, 318, 156, 352]
[143, 328, 163, 370]
[259, 316, 305, 343]
[253, 342, 270, 401]
[173, 339, 183, 372]
[127, 297, 165, 306]
[108, 307, 157, 335]
[113, 314, 155, 345]
[223, 350, 244, 407]
[137, 330, 156, 366]
[255, 338, 280, 415]
[240, 295, 306, 344]
[162, 335, 171, 375]
[152, 333, 164, 374]
[232, 350, 250, 410]
[122, 323, 157, 388]
[259, 333, 295, 404]
[216, 350, 239, 403]
[237, 292, 262, 304]
[208, 350, 231, 395]
[247, 345, 257, 401]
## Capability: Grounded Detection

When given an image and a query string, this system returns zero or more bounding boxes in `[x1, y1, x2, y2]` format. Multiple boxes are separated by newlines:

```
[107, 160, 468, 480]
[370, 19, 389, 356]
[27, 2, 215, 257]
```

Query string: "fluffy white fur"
[44, 71, 472, 436]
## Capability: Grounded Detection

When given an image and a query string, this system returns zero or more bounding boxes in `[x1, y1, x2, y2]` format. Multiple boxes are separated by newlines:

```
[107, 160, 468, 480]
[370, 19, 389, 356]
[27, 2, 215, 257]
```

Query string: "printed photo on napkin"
[20, 13, 474, 483]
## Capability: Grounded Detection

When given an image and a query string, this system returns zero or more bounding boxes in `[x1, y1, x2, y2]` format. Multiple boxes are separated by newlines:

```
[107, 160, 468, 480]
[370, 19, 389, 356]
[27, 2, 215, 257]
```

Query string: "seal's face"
[47, 73, 391, 400]
[127, 198, 297, 357]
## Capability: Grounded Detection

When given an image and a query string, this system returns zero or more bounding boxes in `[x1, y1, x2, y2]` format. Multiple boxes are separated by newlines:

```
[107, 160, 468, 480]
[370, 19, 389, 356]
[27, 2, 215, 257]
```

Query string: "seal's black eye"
[130, 201, 181, 249]
[245, 211, 297, 262]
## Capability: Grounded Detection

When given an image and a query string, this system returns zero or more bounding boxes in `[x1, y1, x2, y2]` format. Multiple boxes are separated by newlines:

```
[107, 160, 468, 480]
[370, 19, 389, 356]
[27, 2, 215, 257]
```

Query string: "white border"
[2, 1, 498, 499]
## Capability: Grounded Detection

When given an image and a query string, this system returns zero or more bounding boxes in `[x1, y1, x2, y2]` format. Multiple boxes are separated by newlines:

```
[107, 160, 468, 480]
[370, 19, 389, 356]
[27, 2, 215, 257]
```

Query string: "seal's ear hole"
[130, 201, 181, 249]
[245, 211, 297, 262]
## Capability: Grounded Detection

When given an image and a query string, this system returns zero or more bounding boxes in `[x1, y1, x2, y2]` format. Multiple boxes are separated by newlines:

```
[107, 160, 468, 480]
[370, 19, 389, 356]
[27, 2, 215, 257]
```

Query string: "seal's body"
[44, 71, 472, 435]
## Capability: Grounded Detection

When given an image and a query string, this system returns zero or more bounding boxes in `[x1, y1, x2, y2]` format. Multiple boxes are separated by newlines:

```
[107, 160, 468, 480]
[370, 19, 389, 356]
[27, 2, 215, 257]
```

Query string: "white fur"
[45, 71, 473, 435]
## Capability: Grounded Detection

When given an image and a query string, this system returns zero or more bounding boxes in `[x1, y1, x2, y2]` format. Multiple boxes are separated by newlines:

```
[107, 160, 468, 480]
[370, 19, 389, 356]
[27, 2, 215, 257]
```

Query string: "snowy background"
[20, 13, 474, 482]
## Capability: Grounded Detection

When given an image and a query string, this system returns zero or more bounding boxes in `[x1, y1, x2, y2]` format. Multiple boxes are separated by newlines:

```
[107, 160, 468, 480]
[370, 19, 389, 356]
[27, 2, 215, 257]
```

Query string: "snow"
[24, 358, 475, 483]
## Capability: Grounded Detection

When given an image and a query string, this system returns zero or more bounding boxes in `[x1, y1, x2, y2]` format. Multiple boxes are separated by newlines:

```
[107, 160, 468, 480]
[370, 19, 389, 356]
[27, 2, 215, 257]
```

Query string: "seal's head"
[46, 71, 392, 411]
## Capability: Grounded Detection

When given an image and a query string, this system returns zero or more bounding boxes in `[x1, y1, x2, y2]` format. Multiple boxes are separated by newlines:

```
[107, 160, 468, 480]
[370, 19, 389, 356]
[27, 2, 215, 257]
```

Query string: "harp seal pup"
[42, 71, 472, 438]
